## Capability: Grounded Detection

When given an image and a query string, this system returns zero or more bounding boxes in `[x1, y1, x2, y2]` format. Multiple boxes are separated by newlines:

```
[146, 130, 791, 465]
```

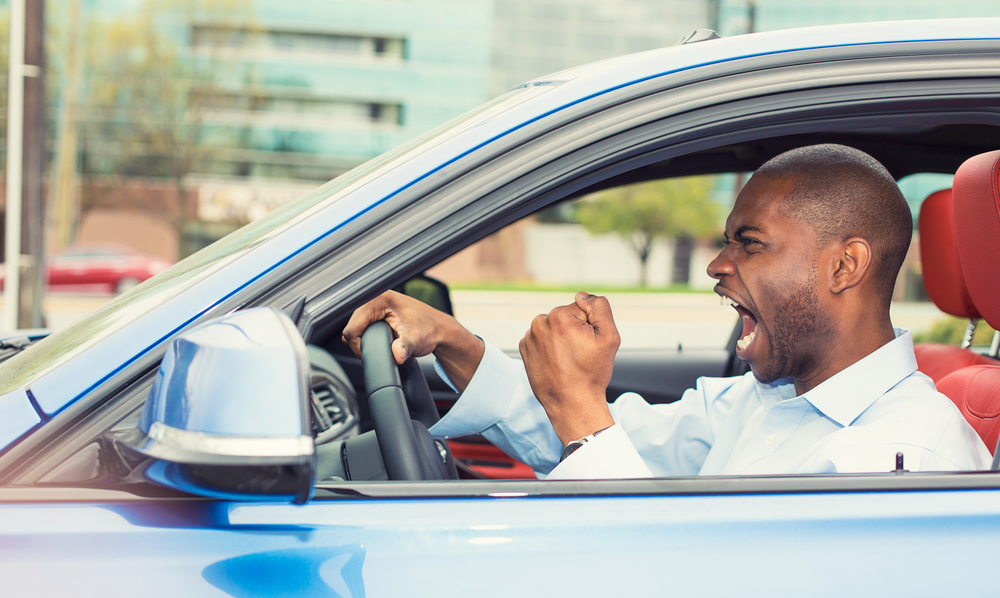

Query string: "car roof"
[523, 18, 1000, 91]
[516, 18, 1000, 187]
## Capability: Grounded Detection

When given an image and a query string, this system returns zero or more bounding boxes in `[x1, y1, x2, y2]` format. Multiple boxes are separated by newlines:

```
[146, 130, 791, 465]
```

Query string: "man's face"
[707, 176, 833, 385]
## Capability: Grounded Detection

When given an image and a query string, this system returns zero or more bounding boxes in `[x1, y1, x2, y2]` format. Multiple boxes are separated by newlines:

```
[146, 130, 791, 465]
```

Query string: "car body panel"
[2, 486, 1000, 596]
[0, 390, 40, 449]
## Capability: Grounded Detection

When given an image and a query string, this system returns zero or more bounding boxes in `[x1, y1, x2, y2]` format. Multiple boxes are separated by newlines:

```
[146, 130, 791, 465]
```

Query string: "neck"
[791, 312, 896, 395]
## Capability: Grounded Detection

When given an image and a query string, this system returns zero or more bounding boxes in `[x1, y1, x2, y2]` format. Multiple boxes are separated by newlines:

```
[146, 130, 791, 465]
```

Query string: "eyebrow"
[725, 224, 765, 242]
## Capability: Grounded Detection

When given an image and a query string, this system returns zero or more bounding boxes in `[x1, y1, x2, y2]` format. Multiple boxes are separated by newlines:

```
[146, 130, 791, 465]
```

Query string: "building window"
[195, 91, 403, 128]
[192, 24, 407, 61]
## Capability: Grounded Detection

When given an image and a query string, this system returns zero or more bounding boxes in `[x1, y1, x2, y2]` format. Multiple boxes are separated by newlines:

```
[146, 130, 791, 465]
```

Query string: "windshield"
[0, 86, 545, 396]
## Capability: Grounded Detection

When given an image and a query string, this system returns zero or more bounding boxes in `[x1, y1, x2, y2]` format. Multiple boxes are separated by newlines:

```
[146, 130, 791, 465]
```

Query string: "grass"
[447, 281, 714, 294]
[913, 316, 997, 347]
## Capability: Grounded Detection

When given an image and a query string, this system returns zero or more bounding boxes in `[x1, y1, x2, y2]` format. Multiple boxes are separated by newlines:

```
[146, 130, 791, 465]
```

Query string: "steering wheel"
[360, 321, 457, 480]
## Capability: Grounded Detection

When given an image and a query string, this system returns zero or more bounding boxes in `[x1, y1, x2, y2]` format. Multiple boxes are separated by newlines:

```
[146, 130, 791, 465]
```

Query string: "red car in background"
[0, 244, 173, 294]
[46, 244, 172, 294]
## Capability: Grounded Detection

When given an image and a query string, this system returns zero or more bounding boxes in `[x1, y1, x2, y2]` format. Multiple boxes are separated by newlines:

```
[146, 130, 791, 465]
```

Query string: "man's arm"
[518, 292, 619, 445]
[342, 290, 484, 391]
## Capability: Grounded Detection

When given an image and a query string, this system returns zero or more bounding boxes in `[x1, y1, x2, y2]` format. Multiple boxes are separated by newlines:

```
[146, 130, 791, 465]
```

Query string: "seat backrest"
[937, 366, 1000, 456]
[939, 150, 1000, 455]
[913, 343, 996, 385]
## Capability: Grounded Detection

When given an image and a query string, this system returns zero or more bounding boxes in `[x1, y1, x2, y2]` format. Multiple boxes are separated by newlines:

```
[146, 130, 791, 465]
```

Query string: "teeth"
[736, 330, 756, 351]
[720, 295, 738, 307]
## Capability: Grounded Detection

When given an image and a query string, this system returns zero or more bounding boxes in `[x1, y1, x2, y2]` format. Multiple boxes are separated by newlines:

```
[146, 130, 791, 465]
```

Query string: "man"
[343, 144, 991, 479]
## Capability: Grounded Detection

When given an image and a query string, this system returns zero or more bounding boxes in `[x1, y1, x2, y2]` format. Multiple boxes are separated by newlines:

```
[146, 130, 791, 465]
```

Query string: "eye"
[737, 236, 762, 253]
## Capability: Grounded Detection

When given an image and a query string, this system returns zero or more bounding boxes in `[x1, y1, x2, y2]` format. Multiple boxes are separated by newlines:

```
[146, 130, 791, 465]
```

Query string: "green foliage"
[575, 176, 721, 286]
[913, 316, 997, 346]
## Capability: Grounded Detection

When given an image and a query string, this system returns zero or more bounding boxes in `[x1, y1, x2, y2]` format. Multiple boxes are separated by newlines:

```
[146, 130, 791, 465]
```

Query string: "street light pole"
[4, 0, 26, 332]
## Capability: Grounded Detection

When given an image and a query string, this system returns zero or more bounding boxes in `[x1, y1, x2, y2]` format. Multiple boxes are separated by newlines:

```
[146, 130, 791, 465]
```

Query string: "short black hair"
[752, 144, 912, 306]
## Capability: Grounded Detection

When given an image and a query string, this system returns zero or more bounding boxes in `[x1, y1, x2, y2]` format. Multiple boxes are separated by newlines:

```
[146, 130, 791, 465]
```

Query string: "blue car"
[3, 19, 1000, 597]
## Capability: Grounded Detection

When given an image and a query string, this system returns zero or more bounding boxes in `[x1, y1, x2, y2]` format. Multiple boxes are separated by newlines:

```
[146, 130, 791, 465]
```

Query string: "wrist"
[559, 424, 615, 462]
[432, 317, 485, 392]
[548, 402, 614, 446]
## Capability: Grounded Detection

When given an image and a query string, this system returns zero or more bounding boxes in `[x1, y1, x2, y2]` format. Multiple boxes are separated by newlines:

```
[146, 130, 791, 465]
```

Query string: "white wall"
[523, 223, 718, 289]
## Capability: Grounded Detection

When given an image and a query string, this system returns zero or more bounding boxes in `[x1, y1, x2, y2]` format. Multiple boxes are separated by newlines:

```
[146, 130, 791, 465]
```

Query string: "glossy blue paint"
[140, 308, 308, 438]
[12, 18, 1000, 427]
[0, 390, 40, 449]
[2, 488, 1000, 596]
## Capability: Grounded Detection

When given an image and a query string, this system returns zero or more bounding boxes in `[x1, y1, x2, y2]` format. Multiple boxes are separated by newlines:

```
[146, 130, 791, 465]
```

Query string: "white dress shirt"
[429, 329, 992, 479]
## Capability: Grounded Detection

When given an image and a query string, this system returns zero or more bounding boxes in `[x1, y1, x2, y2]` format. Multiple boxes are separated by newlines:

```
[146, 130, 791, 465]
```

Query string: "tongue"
[736, 311, 757, 352]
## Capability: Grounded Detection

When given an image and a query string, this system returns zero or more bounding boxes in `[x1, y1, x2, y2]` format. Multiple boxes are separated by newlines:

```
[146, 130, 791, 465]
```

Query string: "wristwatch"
[559, 425, 614, 463]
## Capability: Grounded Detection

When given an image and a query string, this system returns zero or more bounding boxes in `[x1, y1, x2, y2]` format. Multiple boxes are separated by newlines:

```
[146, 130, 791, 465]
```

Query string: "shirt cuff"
[546, 425, 653, 480]
[432, 358, 459, 393]
[429, 339, 563, 472]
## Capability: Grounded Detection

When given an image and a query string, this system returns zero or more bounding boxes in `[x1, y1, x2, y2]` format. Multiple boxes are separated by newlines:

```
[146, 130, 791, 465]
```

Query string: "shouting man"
[343, 144, 990, 479]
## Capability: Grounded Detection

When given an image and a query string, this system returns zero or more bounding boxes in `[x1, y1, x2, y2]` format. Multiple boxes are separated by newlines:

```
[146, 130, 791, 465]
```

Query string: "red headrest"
[953, 150, 1000, 329]
[919, 189, 980, 319]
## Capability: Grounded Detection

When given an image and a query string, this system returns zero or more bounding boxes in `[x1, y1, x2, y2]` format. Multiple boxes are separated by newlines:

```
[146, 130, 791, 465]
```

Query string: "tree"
[78, 0, 256, 255]
[576, 176, 720, 287]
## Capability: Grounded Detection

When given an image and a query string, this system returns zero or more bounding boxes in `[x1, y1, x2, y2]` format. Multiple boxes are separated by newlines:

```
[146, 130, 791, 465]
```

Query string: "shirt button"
[764, 434, 774, 444]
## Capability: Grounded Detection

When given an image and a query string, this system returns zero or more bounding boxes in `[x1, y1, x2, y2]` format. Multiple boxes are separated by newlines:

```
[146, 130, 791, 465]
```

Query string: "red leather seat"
[914, 342, 997, 384]
[914, 188, 995, 383]
[938, 150, 1000, 456]
[937, 366, 1000, 456]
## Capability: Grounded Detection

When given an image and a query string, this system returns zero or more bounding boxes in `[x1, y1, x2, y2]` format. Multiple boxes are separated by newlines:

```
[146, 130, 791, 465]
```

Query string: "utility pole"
[22, 0, 46, 329]
[4, 0, 27, 332]
[3, 0, 46, 331]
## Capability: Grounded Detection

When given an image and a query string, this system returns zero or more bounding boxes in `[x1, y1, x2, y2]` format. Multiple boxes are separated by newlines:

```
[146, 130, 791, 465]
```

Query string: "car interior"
[295, 124, 1000, 483]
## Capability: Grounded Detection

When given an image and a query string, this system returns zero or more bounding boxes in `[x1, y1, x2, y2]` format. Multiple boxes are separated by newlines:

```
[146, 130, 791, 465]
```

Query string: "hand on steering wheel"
[361, 321, 457, 480]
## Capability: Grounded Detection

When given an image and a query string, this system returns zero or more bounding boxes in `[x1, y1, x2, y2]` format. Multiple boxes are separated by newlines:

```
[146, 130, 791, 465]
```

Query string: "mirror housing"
[397, 274, 453, 315]
[125, 307, 315, 503]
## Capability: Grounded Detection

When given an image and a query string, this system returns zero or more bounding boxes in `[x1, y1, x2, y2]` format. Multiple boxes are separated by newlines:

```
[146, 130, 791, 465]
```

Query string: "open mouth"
[720, 295, 758, 352]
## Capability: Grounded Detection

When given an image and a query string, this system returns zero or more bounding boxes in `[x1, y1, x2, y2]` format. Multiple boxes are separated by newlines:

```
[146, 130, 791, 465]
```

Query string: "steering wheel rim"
[360, 321, 427, 480]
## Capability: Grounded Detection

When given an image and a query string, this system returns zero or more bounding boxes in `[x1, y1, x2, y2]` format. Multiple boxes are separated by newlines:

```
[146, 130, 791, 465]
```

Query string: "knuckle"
[549, 307, 572, 324]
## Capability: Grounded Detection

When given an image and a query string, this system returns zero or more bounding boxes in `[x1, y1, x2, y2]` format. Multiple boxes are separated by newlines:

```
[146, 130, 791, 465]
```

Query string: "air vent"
[309, 373, 360, 444]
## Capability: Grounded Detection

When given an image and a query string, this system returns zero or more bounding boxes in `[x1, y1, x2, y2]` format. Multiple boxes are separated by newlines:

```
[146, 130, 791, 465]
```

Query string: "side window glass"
[426, 176, 734, 353]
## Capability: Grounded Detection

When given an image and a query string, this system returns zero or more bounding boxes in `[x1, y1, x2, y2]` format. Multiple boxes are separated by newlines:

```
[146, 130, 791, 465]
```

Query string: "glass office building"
[717, 0, 1000, 35]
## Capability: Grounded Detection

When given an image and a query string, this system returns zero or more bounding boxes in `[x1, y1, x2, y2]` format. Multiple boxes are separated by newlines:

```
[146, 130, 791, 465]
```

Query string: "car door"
[4, 477, 1000, 597]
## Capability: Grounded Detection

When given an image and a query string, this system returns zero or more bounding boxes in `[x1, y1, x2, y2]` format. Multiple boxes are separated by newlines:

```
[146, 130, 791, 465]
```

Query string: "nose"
[707, 245, 734, 280]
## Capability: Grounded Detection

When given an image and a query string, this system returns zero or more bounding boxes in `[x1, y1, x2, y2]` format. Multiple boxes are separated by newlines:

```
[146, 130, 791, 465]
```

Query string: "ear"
[829, 237, 873, 294]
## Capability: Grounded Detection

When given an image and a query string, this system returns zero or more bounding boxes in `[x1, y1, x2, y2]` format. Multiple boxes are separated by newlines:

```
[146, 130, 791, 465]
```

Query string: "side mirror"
[125, 307, 315, 504]
[397, 274, 453, 316]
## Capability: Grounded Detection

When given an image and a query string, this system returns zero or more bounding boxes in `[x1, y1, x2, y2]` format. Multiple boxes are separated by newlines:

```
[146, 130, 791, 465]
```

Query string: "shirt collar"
[753, 328, 918, 427]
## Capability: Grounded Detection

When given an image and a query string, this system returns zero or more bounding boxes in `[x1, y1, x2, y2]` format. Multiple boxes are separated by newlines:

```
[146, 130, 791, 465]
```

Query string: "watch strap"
[559, 425, 614, 463]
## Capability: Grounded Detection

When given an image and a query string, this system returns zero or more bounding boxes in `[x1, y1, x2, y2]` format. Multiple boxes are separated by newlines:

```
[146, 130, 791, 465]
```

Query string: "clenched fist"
[519, 292, 620, 444]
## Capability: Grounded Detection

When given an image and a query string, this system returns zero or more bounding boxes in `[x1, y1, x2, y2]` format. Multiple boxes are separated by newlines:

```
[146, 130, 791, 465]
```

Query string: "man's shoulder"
[853, 369, 978, 444]
[829, 369, 991, 470]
